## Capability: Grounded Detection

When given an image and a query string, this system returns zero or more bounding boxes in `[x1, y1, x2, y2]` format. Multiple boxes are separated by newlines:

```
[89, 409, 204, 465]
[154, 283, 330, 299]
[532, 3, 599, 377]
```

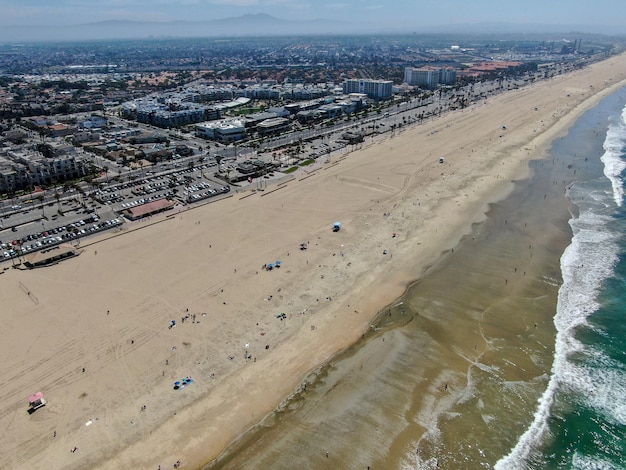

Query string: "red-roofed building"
[457, 61, 524, 78]
[47, 123, 73, 137]
[122, 198, 174, 220]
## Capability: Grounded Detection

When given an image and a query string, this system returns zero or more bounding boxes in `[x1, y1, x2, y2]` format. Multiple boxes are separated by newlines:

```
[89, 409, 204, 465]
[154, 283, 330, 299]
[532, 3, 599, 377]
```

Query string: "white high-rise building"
[342, 79, 393, 99]
[404, 67, 457, 88]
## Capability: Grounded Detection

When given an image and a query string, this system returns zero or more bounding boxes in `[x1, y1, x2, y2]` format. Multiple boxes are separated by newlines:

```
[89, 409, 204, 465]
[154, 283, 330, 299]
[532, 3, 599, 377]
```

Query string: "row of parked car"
[131, 180, 169, 197]
[185, 185, 230, 203]
[1, 217, 123, 260]
[121, 194, 171, 209]
[184, 181, 212, 194]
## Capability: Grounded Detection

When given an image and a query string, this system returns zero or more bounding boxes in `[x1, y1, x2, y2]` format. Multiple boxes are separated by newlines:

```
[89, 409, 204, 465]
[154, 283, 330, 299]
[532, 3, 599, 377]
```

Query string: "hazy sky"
[2, 0, 625, 29]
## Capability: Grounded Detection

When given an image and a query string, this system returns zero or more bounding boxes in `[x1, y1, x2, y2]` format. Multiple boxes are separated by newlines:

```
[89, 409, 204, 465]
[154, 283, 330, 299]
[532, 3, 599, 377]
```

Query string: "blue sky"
[2, 0, 625, 29]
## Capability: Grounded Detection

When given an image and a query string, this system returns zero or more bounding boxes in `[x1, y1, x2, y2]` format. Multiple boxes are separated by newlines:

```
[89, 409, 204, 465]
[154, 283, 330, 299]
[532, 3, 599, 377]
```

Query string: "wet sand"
[206, 127, 581, 470]
[1, 55, 625, 470]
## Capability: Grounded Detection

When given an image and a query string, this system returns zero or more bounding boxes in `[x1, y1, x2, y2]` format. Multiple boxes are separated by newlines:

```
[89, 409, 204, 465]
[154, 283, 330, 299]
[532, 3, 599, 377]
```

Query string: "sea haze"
[1, 14, 622, 43]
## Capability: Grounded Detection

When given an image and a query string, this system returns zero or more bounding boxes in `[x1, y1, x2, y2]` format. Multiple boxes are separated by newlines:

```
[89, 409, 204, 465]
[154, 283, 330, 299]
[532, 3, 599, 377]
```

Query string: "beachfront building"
[317, 103, 344, 119]
[195, 119, 247, 143]
[284, 98, 327, 115]
[440, 68, 458, 85]
[0, 148, 90, 193]
[257, 117, 290, 136]
[340, 131, 364, 144]
[291, 95, 366, 123]
[122, 198, 174, 221]
[282, 84, 334, 101]
[23, 244, 80, 268]
[342, 79, 393, 100]
[242, 108, 290, 131]
[404, 67, 457, 88]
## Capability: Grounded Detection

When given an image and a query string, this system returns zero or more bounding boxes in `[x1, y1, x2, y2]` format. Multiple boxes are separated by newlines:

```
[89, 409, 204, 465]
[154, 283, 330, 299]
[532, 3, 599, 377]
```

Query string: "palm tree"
[197, 156, 206, 178]
[54, 189, 62, 215]
[73, 183, 86, 208]
[37, 194, 45, 218]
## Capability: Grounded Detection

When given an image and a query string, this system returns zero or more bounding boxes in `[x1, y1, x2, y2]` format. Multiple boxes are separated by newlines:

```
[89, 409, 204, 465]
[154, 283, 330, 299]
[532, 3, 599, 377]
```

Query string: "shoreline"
[207, 72, 625, 470]
[203, 74, 623, 470]
[1, 54, 625, 470]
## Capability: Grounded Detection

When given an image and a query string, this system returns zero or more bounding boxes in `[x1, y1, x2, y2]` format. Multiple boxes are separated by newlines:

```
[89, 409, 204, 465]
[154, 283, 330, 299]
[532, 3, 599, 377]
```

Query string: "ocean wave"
[571, 452, 623, 470]
[565, 350, 626, 427]
[600, 104, 626, 207]
[495, 171, 622, 468]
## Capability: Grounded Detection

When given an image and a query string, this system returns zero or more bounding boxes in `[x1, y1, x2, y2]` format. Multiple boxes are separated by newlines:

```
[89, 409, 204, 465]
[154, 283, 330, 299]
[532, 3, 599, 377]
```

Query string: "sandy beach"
[1, 54, 626, 470]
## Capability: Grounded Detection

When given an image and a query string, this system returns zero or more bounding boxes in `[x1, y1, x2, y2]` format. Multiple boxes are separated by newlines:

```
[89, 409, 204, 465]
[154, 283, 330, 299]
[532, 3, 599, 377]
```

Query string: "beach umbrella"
[275, 260, 281, 266]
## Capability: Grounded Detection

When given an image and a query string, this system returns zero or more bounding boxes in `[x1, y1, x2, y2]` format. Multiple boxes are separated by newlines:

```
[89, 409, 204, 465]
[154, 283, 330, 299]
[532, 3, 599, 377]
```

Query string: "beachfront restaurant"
[23, 244, 80, 268]
[122, 198, 175, 221]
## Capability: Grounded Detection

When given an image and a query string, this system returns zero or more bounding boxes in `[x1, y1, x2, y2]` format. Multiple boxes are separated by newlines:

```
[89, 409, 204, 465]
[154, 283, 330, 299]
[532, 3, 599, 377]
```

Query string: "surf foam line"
[600, 104, 626, 207]
[495, 119, 624, 468]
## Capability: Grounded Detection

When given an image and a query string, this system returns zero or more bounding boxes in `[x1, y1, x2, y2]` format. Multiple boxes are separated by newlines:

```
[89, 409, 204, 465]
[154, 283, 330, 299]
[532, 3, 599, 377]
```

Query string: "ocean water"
[207, 88, 626, 470]
[496, 91, 626, 469]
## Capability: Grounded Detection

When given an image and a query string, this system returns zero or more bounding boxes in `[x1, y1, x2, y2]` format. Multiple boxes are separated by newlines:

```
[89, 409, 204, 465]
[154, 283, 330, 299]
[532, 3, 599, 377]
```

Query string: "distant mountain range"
[0, 14, 622, 43]
[1, 14, 349, 43]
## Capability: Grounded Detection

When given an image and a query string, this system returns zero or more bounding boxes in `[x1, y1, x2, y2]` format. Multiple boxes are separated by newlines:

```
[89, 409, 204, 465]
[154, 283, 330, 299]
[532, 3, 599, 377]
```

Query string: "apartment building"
[342, 79, 393, 100]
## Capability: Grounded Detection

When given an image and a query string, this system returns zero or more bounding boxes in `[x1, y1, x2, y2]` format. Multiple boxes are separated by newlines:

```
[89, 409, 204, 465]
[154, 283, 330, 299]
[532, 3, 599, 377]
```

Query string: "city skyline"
[3, 0, 626, 33]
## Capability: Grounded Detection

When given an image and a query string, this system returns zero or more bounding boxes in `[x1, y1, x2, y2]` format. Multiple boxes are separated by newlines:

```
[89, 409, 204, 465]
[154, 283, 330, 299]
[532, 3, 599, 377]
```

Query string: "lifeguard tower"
[28, 392, 46, 414]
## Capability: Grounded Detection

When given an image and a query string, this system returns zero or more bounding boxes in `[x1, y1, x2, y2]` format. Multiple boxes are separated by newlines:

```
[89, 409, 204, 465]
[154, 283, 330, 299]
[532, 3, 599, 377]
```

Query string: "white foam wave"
[564, 351, 626, 427]
[495, 207, 621, 469]
[600, 104, 626, 207]
[572, 452, 623, 470]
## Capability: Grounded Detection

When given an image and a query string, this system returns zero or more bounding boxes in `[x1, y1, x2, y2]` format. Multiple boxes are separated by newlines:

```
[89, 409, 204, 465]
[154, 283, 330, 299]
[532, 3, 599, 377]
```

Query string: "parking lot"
[1, 213, 123, 262]
[94, 163, 230, 210]
[0, 163, 235, 264]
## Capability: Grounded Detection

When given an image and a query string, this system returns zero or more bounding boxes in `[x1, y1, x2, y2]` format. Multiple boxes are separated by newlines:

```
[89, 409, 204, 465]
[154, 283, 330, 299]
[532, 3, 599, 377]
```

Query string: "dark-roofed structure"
[122, 198, 174, 220]
[23, 244, 80, 268]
